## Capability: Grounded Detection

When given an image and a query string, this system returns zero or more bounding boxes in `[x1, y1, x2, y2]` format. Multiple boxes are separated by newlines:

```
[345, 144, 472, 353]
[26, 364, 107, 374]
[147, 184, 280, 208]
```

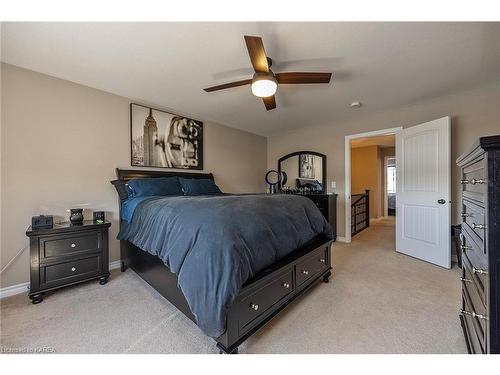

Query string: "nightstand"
[26, 220, 111, 304]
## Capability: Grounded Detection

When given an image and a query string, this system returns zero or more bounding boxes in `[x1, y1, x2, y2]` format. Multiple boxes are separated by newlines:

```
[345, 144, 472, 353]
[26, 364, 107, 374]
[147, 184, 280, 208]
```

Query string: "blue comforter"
[117, 194, 332, 337]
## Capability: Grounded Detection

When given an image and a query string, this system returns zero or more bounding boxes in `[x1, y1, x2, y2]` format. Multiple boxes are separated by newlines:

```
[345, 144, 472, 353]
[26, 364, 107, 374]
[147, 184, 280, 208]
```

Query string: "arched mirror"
[278, 151, 326, 193]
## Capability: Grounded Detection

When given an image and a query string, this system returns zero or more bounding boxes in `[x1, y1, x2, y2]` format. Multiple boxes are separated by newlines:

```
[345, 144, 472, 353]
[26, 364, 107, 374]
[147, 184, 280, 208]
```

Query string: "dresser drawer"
[461, 295, 486, 354]
[308, 195, 328, 209]
[462, 244, 488, 296]
[40, 255, 102, 288]
[462, 257, 486, 306]
[461, 199, 486, 250]
[461, 156, 486, 205]
[237, 268, 294, 334]
[462, 287, 487, 353]
[40, 231, 101, 260]
[296, 246, 329, 287]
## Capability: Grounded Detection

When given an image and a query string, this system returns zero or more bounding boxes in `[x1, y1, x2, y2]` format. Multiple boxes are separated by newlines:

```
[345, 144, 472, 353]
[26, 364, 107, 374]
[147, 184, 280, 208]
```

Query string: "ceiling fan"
[203, 36, 332, 111]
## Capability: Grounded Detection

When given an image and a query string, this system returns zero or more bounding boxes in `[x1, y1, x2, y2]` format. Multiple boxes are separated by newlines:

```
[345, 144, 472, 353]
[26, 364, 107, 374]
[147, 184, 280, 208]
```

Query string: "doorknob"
[437, 199, 446, 204]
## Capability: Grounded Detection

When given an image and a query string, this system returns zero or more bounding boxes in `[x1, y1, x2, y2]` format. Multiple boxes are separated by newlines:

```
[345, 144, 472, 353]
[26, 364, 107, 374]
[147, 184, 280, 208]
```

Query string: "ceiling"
[2, 22, 499, 136]
[351, 135, 395, 148]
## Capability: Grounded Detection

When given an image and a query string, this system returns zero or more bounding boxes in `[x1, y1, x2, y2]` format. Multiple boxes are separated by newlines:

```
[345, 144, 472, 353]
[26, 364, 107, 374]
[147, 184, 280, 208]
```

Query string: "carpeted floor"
[0, 221, 466, 354]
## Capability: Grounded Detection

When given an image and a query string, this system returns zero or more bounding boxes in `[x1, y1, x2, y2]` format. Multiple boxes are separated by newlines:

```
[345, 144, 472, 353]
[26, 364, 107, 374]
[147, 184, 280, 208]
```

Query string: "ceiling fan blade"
[275, 72, 332, 84]
[262, 95, 276, 111]
[244, 35, 269, 73]
[203, 79, 252, 92]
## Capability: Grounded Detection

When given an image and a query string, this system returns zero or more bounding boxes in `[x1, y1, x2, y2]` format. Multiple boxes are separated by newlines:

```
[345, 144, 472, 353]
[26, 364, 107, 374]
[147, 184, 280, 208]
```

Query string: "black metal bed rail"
[351, 189, 370, 237]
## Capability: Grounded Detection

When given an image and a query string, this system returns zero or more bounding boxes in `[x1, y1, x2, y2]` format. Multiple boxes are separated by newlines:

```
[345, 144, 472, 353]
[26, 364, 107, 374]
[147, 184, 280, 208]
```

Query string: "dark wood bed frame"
[115, 168, 333, 354]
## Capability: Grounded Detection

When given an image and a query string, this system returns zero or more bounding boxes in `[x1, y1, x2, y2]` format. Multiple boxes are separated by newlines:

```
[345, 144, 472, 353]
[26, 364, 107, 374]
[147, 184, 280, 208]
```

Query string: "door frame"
[344, 127, 402, 243]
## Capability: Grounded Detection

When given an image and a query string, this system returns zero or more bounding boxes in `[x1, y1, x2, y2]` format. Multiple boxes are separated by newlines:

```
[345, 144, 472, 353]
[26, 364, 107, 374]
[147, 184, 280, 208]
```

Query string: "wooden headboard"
[116, 168, 214, 181]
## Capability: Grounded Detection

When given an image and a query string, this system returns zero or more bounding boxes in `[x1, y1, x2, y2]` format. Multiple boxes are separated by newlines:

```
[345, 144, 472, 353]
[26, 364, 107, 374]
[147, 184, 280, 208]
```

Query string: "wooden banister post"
[365, 189, 370, 228]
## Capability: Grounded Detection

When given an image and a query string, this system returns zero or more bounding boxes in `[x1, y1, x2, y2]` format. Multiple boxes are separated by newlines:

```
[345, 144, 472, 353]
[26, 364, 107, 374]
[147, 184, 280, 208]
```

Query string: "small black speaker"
[93, 211, 105, 224]
[32, 215, 53, 230]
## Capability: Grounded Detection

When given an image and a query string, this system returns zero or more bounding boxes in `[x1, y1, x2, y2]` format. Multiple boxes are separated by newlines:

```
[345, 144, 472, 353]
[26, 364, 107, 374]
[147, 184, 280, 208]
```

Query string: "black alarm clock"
[32, 215, 54, 230]
[93, 211, 105, 224]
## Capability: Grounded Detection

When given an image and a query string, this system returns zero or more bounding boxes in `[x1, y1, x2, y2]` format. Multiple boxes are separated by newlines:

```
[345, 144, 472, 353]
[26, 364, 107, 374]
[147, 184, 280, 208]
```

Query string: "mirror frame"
[277, 151, 327, 193]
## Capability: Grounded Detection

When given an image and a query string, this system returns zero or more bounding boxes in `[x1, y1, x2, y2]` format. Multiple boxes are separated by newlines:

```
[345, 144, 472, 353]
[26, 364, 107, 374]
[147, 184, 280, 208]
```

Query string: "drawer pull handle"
[472, 267, 488, 276]
[319, 258, 326, 264]
[460, 213, 472, 218]
[460, 309, 488, 321]
[71, 243, 76, 248]
[71, 267, 76, 272]
[301, 270, 309, 275]
[460, 277, 472, 283]
[282, 282, 290, 289]
[249, 303, 259, 311]
[472, 223, 486, 230]
[460, 179, 469, 185]
[470, 178, 485, 185]
[460, 245, 472, 251]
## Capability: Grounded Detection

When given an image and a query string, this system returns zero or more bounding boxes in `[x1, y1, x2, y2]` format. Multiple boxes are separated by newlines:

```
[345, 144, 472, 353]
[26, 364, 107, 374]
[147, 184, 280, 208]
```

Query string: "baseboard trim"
[109, 260, 121, 270]
[1, 260, 122, 299]
[336, 236, 347, 243]
[0, 282, 30, 299]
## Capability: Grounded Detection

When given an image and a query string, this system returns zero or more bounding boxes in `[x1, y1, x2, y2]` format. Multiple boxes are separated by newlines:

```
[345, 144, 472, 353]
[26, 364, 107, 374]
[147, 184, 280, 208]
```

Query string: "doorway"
[344, 127, 401, 244]
[344, 117, 451, 268]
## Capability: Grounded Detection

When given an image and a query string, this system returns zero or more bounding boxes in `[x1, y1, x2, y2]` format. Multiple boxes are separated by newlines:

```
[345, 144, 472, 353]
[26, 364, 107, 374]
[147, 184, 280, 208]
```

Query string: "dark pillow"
[110, 180, 130, 201]
[179, 177, 222, 196]
[127, 177, 182, 197]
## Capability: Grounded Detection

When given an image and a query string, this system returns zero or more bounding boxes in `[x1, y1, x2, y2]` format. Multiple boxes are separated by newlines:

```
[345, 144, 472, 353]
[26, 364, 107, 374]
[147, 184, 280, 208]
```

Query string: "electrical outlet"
[331, 181, 336, 189]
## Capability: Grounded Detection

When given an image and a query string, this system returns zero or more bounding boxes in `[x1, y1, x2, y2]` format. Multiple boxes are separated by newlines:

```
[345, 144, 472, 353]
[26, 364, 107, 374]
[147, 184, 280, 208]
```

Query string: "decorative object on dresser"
[264, 169, 286, 194]
[26, 220, 111, 304]
[130, 103, 203, 170]
[457, 135, 500, 354]
[68, 208, 84, 224]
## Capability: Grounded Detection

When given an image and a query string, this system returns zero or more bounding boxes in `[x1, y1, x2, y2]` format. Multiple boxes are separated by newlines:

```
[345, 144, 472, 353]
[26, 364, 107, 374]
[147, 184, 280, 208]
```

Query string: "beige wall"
[1, 63, 267, 288]
[268, 83, 500, 238]
[351, 146, 381, 219]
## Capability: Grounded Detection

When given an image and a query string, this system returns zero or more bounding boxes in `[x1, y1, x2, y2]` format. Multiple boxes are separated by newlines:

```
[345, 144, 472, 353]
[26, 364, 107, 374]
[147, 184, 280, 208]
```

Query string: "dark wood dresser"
[26, 221, 111, 304]
[302, 194, 337, 241]
[457, 135, 500, 354]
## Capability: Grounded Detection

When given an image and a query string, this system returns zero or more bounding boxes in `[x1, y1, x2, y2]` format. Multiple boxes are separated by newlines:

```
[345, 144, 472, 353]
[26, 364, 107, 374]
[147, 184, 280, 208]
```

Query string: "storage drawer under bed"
[236, 267, 294, 334]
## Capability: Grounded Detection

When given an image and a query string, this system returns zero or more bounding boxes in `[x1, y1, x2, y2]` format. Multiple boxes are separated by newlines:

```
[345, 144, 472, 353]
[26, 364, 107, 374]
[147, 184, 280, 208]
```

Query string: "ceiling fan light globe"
[251, 76, 277, 98]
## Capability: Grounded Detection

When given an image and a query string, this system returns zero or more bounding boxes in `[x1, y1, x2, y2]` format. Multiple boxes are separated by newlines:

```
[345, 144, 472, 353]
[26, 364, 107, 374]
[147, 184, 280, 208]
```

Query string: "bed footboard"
[121, 236, 332, 353]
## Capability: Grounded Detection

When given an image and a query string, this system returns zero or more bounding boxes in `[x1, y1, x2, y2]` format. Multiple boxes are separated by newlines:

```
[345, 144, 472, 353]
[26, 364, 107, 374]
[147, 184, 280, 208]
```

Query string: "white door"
[396, 117, 451, 268]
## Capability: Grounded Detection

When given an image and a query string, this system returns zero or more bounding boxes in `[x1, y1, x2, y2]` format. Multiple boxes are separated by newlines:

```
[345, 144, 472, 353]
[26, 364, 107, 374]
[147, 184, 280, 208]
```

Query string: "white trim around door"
[344, 127, 402, 243]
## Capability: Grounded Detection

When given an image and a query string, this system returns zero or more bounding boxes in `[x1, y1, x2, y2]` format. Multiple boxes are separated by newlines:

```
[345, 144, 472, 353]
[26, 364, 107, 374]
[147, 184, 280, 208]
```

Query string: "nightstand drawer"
[41, 231, 101, 260]
[41, 256, 102, 288]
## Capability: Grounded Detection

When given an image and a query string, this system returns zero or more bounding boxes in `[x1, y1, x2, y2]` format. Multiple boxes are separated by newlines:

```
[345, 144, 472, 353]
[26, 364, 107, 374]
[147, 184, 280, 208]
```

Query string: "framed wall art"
[130, 103, 203, 170]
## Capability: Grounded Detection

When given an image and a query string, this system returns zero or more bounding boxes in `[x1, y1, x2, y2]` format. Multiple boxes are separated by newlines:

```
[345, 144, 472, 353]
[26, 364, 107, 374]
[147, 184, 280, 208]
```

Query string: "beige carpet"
[0, 221, 466, 354]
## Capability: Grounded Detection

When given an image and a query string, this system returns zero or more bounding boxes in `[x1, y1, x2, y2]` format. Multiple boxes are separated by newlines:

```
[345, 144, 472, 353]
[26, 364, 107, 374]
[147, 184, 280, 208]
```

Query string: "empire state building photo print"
[130, 103, 203, 170]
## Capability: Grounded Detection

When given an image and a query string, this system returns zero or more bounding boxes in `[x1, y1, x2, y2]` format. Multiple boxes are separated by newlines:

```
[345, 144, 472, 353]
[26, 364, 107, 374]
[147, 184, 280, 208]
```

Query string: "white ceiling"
[2, 22, 499, 136]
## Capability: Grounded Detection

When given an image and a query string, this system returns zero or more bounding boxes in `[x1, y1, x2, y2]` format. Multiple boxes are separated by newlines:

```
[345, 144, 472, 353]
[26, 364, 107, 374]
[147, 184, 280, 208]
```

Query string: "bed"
[113, 168, 334, 353]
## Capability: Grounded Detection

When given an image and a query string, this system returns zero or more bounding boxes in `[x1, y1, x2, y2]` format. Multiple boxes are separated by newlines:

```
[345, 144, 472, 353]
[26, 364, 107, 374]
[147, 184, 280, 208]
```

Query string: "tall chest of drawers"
[457, 135, 500, 354]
